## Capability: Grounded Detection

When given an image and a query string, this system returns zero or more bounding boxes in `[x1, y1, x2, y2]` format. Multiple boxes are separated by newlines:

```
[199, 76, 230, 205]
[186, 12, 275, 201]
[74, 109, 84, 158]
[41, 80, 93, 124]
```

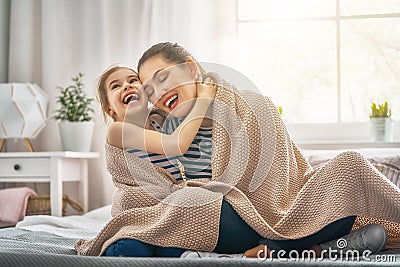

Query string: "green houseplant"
[54, 73, 95, 151]
[370, 101, 392, 142]
[370, 101, 391, 118]
[54, 73, 94, 122]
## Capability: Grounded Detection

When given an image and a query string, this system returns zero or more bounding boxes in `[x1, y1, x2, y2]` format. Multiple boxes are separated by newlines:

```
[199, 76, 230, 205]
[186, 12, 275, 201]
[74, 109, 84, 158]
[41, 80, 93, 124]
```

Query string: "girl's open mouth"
[123, 92, 139, 104]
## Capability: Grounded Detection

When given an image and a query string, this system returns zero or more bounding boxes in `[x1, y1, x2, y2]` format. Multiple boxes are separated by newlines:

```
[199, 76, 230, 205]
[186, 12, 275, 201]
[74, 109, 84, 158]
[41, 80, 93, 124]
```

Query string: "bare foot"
[309, 245, 322, 257]
[244, 244, 273, 258]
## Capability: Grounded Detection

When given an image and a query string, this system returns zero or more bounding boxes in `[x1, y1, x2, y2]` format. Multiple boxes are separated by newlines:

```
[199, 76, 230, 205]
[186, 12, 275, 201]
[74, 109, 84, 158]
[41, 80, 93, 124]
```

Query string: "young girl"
[97, 65, 216, 181]
[96, 65, 216, 257]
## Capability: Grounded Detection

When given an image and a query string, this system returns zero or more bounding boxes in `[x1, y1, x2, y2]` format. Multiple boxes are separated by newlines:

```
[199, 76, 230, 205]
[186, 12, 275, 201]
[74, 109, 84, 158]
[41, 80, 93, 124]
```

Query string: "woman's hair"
[137, 42, 205, 74]
[137, 42, 192, 71]
[96, 65, 137, 123]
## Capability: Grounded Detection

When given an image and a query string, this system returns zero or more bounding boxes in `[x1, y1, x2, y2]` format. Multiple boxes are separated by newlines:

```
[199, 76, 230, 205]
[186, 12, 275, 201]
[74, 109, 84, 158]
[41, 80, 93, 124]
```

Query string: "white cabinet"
[0, 151, 99, 216]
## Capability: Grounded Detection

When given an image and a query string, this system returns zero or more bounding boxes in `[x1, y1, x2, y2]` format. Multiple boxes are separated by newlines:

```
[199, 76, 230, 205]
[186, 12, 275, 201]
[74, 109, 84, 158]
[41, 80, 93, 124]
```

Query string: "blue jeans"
[215, 200, 356, 254]
[104, 239, 185, 257]
[259, 215, 357, 253]
[104, 200, 356, 256]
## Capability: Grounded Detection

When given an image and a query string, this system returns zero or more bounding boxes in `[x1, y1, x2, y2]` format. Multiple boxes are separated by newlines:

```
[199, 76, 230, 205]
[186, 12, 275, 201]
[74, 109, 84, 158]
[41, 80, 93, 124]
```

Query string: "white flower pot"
[58, 121, 94, 151]
[370, 117, 393, 142]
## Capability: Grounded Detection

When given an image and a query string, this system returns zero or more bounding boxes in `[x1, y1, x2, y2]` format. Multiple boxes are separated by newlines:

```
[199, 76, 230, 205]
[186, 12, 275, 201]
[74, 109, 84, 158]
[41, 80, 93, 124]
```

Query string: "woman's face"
[139, 55, 197, 117]
[105, 68, 148, 122]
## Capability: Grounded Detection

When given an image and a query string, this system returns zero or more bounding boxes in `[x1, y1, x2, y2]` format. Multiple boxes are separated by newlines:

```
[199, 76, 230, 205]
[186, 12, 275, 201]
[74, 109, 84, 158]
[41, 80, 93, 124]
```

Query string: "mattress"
[1, 149, 400, 266]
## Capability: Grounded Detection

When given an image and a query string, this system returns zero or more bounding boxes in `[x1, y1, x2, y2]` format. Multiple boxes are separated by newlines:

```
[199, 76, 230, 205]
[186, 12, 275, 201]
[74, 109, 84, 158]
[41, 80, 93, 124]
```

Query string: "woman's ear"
[185, 58, 199, 80]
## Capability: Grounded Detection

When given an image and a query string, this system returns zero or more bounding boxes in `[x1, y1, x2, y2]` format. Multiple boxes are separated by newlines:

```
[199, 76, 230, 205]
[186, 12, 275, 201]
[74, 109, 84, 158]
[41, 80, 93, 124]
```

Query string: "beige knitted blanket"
[76, 74, 400, 256]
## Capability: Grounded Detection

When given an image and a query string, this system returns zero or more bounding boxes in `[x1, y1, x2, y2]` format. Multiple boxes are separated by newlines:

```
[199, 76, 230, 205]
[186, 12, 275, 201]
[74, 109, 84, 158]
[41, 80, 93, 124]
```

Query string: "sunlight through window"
[237, 0, 400, 123]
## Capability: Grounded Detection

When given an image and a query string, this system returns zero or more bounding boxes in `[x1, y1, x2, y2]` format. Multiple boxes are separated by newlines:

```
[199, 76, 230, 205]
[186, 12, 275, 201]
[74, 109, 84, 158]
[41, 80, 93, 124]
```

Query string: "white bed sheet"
[16, 205, 112, 239]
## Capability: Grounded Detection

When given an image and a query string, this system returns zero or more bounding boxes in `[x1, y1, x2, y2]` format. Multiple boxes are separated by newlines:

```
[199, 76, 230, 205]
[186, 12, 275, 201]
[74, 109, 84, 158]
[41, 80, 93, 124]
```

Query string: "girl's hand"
[196, 77, 217, 99]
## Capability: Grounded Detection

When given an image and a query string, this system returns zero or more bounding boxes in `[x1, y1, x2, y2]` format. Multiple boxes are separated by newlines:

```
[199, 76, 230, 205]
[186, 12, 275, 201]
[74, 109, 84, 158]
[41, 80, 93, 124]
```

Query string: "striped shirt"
[125, 118, 182, 180]
[125, 148, 182, 180]
[164, 116, 213, 180]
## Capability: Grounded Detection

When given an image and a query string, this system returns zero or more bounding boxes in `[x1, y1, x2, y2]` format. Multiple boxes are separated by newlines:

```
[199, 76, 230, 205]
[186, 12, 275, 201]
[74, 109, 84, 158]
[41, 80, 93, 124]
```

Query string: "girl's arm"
[108, 80, 216, 156]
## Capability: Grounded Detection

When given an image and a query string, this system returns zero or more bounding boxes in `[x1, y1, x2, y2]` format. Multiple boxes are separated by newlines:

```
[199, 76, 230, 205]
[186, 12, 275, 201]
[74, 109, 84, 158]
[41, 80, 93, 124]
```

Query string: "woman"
[137, 42, 390, 257]
[75, 43, 400, 258]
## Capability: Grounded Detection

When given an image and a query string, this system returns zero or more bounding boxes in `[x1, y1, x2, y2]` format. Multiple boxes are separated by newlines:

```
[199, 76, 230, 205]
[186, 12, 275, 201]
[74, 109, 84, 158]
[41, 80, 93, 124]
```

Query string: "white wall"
[2, 0, 237, 211]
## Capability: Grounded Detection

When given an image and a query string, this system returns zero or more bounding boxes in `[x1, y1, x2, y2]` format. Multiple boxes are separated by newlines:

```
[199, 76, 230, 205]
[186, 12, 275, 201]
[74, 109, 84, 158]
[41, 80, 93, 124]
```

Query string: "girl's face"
[105, 68, 147, 122]
[139, 55, 197, 117]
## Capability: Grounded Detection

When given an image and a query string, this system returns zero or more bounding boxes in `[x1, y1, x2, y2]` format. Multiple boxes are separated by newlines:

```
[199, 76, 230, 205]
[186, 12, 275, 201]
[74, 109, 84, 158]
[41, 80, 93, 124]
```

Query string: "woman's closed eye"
[144, 85, 155, 98]
[158, 73, 168, 83]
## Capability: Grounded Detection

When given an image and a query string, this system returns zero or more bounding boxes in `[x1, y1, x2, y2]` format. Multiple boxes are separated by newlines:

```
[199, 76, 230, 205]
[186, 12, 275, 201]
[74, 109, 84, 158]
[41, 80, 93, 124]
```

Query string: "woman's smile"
[163, 94, 179, 110]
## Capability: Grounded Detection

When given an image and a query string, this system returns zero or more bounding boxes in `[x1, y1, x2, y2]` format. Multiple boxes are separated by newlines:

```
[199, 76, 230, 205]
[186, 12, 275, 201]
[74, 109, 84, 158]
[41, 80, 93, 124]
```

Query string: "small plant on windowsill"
[54, 73, 95, 151]
[370, 101, 391, 118]
[369, 101, 393, 142]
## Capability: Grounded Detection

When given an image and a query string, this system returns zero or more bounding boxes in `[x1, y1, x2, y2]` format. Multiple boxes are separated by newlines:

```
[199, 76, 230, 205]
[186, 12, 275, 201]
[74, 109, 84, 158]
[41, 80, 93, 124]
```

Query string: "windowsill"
[286, 122, 400, 150]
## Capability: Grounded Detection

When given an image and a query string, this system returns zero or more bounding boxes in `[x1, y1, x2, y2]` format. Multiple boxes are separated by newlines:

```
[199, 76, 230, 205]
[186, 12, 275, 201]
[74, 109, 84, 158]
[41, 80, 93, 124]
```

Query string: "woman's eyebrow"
[143, 69, 163, 90]
[153, 69, 165, 79]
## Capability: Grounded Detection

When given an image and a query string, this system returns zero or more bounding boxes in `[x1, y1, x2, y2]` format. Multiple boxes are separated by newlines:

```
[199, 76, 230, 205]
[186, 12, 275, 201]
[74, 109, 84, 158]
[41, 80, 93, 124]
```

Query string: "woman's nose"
[154, 88, 167, 101]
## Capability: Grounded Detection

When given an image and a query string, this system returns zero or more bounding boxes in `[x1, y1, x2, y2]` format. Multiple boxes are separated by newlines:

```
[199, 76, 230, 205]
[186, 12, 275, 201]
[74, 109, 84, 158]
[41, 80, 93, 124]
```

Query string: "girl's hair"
[96, 65, 137, 123]
[137, 42, 205, 74]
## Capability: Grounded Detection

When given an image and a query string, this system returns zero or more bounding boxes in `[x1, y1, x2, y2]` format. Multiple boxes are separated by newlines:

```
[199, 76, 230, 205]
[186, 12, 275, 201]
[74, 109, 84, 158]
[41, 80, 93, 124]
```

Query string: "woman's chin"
[168, 103, 194, 118]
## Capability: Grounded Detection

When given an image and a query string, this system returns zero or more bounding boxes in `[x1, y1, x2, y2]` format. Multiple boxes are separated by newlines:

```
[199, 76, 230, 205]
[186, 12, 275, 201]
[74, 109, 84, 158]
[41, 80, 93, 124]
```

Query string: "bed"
[1, 148, 400, 266]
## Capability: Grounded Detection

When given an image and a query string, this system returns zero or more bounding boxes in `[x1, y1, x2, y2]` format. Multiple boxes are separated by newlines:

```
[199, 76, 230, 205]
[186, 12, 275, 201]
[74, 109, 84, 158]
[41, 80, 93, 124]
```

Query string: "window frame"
[235, 0, 400, 147]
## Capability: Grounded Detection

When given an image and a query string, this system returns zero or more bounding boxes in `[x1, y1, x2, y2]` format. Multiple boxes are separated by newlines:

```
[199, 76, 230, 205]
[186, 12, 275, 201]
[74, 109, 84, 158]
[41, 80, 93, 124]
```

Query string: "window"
[236, 0, 400, 124]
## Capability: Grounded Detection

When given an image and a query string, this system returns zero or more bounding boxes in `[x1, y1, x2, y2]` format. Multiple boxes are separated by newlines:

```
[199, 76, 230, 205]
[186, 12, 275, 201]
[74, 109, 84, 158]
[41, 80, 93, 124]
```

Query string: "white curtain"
[3, 0, 236, 209]
[0, 0, 11, 83]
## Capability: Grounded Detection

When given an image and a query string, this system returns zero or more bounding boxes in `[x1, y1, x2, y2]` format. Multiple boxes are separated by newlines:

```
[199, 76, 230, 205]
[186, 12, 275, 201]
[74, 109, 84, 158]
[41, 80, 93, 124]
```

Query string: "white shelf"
[0, 151, 99, 158]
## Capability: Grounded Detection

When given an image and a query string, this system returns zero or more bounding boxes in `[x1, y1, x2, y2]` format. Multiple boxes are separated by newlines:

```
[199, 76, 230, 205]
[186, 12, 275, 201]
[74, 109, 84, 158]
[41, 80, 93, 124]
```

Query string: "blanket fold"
[75, 72, 400, 256]
[0, 187, 36, 228]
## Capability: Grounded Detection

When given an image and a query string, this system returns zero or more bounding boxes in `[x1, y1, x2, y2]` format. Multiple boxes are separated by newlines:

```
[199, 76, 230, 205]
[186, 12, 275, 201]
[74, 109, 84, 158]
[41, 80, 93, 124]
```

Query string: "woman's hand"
[196, 77, 217, 99]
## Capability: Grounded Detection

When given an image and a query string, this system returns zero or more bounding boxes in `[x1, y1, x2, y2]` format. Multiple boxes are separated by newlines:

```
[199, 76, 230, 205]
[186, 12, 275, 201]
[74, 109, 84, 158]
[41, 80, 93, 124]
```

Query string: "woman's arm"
[108, 81, 216, 156]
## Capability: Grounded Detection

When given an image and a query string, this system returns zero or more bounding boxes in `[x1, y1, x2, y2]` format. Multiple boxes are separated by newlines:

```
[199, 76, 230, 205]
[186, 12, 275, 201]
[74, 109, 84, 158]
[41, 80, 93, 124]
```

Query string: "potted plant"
[54, 73, 95, 151]
[370, 101, 392, 142]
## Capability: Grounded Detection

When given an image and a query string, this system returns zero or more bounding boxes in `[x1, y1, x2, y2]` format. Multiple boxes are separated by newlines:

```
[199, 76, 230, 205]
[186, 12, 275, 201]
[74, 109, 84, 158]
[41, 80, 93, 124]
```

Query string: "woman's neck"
[201, 104, 214, 127]
[201, 118, 213, 127]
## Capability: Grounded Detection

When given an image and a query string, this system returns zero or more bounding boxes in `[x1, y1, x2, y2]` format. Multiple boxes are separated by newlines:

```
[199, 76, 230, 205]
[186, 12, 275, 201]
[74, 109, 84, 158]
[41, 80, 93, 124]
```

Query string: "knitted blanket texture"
[75, 73, 400, 256]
